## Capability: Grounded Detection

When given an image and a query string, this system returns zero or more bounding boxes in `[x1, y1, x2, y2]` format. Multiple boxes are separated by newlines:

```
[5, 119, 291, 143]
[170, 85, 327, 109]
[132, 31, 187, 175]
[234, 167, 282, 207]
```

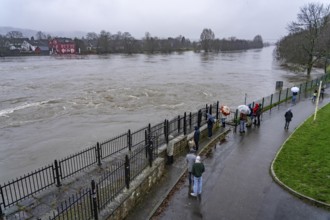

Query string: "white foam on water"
[0, 100, 49, 117]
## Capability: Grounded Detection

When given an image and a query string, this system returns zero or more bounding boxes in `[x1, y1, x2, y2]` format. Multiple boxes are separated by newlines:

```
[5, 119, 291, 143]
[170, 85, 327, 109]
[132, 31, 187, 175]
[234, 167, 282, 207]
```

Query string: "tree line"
[0, 29, 264, 56]
[276, 2, 330, 75]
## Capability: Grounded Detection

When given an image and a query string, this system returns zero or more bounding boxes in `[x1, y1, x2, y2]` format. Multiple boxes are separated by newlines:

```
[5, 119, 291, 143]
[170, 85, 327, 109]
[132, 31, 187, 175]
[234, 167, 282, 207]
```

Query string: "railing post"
[148, 137, 154, 167]
[164, 120, 169, 144]
[0, 184, 5, 217]
[234, 109, 238, 133]
[216, 101, 219, 119]
[166, 120, 169, 144]
[197, 110, 202, 128]
[177, 115, 181, 134]
[278, 90, 281, 109]
[261, 97, 265, 121]
[269, 94, 273, 113]
[189, 112, 192, 129]
[299, 84, 302, 101]
[54, 160, 61, 187]
[148, 123, 151, 138]
[91, 180, 98, 220]
[285, 88, 289, 103]
[183, 112, 187, 135]
[124, 155, 130, 189]
[96, 142, 102, 166]
[127, 129, 132, 151]
[205, 105, 208, 120]
[209, 104, 212, 115]
[145, 130, 148, 158]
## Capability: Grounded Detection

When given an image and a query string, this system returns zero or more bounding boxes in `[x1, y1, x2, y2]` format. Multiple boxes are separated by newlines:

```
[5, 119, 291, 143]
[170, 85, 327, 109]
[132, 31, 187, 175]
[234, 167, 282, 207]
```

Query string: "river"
[0, 46, 324, 183]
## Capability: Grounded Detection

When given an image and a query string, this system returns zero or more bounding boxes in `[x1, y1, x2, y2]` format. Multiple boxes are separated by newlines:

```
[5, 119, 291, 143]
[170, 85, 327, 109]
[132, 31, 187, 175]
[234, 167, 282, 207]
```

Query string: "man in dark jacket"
[193, 126, 200, 151]
[207, 113, 215, 138]
[284, 109, 293, 130]
[190, 156, 205, 197]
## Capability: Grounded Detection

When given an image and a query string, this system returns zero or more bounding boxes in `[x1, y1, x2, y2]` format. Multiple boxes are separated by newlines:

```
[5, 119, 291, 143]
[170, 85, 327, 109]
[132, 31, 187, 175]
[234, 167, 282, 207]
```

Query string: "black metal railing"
[48, 188, 93, 220]
[59, 144, 97, 179]
[0, 164, 55, 208]
[100, 133, 128, 159]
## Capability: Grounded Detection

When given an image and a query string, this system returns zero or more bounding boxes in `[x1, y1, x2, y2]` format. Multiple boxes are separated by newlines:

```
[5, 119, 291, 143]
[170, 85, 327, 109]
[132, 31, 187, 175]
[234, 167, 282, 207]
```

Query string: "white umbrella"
[237, 105, 250, 114]
[291, 86, 299, 93]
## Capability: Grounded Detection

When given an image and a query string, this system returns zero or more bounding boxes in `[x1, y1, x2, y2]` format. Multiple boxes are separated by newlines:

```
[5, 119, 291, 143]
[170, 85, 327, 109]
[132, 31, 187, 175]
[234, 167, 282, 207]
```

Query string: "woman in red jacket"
[253, 103, 261, 126]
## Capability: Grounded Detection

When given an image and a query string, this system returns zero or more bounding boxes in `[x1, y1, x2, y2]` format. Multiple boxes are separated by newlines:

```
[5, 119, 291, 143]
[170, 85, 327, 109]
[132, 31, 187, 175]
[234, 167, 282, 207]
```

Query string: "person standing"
[320, 86, 325, 101]
[207, 113, 215, 138]
[312, 89, 317, 103]
[253, 103, 261, 126]
[186, 146, 196, 187]
[284, 109, 293, 130]
[166, 135, 174, 164]
[246, 104, 253, 127]
[220, 112, 227, 128]
[292, 91, 298, 105]
[239, 112, 247, 133]
[190, 156, 205, 197]
[193, 126, 200, 151]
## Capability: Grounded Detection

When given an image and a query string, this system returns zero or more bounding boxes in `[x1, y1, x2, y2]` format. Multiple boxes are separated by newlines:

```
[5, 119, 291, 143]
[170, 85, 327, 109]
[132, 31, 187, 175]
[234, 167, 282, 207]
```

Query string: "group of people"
[312, 86, 325, 103]
[292, 85, 326, 105]
[239, 103, 262, 133]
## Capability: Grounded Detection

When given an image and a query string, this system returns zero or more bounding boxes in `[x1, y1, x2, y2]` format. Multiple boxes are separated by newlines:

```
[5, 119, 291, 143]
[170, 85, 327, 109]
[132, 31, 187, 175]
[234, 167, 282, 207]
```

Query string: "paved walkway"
[128, 94, 330, 220]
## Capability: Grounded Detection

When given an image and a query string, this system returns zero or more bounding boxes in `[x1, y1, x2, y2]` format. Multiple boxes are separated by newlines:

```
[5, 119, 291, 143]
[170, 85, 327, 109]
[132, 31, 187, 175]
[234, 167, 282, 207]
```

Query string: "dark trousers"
[285, 120, 290, 129]
[208, 126, 213, 137]
[188, 172, 193, 185]
[254, 115, 260, 125]
[194, 140, 199, 151]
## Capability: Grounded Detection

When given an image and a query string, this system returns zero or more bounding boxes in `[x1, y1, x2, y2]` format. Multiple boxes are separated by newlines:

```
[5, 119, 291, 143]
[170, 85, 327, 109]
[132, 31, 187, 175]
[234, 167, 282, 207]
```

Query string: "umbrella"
[237, 105, 250, 115]
[291, 86, 299, 93]
[220, 105, 230, 116]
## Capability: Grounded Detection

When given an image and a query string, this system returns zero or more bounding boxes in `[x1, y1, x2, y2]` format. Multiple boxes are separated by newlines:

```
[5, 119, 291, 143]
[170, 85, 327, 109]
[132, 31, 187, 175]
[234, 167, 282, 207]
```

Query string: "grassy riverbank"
[273, 103, 330, 204]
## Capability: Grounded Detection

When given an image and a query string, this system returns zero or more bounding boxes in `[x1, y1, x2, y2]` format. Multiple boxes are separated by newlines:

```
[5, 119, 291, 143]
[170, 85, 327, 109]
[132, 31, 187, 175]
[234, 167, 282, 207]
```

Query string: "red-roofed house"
[49, 38, 75, 54]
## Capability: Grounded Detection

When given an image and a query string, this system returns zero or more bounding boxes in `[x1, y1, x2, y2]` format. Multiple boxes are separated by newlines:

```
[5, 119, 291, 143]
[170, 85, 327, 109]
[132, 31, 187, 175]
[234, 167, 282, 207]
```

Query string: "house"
[6, 38, 29, 51]
[49, 38, 76, 54]
[21, 39, 50, 54]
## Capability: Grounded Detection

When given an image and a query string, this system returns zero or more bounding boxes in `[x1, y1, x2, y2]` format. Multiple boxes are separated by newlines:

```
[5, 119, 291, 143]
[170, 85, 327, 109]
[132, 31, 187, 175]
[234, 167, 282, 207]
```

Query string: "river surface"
[0, 46, 323, 183]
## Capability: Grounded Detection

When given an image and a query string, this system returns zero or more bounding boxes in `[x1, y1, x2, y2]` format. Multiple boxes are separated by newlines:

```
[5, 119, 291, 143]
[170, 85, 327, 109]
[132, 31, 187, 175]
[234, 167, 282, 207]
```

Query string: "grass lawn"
[273, 103, 330, 204]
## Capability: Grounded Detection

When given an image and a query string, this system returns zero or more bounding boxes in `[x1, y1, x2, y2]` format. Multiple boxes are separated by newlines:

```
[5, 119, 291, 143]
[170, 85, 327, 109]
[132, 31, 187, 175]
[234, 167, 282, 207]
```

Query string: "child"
[312, 89, 317, 103]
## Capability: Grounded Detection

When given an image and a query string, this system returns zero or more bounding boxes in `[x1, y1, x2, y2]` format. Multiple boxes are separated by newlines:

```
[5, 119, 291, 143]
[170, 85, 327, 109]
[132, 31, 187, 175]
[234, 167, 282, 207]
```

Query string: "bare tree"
[252, 35, 263, 48]
[36, 31, 47, 40]
[97, 30, 111, 53]
[122, 32, 135, 54]
[86, 32, 98, 41]
[0, 34, 6, 55]
[280, 3, 330, 75]
[317, 18, 330, 73]
[143, 32, 158, 53]
[200, 28, 215, 52]
[6, 31, 23, 38]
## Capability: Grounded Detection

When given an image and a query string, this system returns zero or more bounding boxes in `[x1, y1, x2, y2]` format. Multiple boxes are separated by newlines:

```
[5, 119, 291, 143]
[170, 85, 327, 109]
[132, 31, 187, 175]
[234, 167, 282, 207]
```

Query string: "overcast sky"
[1, 0, 329, 42]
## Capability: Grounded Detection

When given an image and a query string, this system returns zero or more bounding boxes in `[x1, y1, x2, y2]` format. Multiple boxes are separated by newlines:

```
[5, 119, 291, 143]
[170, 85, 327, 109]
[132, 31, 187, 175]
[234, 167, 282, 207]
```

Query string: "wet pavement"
[128, 94, 330, 220]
